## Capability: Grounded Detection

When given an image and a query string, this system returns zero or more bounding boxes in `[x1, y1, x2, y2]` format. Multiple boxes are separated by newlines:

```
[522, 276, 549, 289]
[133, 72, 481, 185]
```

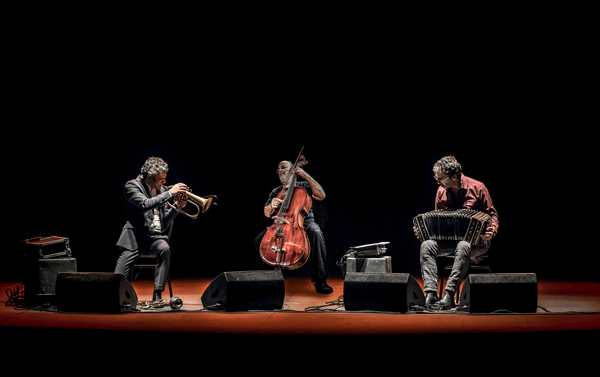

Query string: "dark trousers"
[255, 221, 328, 283]
[420, 239, 490, 294]
[115, 235, 171, 292]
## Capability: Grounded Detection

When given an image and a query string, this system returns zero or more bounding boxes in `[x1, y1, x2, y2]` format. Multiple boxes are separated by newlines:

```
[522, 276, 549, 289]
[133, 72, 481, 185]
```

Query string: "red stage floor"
[2, 277, 599, 371]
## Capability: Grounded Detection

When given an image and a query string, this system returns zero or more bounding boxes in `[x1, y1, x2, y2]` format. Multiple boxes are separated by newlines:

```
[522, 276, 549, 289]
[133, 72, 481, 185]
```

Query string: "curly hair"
[140, 157, 169, 178]
[433, 155, 462, 177]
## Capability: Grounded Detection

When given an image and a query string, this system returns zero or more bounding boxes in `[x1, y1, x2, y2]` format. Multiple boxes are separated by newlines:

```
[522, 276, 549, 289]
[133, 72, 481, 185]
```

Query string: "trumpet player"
[115, 156, 188, 303]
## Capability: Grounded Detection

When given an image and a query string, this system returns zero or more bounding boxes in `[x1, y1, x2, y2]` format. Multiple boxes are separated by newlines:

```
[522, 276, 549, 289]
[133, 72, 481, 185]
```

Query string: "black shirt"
[265, 181, 315, 224]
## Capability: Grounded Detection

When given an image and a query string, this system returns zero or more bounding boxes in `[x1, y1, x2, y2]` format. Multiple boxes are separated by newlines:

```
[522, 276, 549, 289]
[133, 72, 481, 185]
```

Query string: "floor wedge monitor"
[459, 273, 538, 313]
[344, 272, 425, 313]
[201, 270, 285, 312]
[55, 272, 138, 313]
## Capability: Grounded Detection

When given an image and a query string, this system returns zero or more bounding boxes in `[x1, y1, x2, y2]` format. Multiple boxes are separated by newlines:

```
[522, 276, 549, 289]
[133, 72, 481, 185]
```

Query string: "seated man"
[257, 160, 332, 294]
[416, 156, 499, 310]
[115, 156, 188, 302]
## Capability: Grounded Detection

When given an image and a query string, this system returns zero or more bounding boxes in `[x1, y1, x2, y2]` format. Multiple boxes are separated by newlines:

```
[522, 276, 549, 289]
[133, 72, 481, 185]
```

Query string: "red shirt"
[434, 174, 499, 233]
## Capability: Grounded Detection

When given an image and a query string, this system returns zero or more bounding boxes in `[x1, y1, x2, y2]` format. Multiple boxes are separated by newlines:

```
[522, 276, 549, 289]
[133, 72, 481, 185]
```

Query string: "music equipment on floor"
[21, 236, 76, 306]
[55, 272, 138, 313]
[343, 272, 425, 313]
[413, 209, 491, 246]
[24, 258, 77, 306]
[459, 273, 538, 313]
[338, 242, 391, 277]
[201, 270, 285, 312]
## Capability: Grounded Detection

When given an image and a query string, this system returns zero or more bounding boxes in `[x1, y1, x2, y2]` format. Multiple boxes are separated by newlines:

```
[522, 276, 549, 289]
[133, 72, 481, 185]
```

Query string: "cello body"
[259, 183, 312, 270]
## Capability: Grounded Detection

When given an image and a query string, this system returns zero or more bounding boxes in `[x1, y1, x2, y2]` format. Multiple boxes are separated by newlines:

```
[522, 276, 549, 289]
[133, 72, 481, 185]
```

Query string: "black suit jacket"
[116, 176, 178, 251]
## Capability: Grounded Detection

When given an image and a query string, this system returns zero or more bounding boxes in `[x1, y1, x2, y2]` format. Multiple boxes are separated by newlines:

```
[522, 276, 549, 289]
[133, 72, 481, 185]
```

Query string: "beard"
[279, 172, 291, 186]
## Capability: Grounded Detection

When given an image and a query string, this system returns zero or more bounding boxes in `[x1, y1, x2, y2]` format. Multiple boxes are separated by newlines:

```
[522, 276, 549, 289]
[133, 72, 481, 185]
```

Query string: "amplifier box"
[24, 258, 77, 306]
[22, 236, 73, 259]
[346, 256, 392, 274]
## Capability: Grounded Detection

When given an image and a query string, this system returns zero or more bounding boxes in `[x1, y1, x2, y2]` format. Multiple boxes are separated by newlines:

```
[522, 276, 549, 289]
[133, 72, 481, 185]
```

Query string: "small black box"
[24, 258, 77, 306]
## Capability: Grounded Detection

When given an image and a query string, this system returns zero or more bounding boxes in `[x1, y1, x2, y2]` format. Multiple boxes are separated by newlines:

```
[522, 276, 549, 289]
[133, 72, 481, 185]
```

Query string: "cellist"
[258, 160, 332, 294]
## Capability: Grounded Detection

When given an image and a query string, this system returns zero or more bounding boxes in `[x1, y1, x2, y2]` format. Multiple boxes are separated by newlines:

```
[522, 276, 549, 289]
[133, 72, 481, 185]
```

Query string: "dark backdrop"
[6, 5, 593, 283]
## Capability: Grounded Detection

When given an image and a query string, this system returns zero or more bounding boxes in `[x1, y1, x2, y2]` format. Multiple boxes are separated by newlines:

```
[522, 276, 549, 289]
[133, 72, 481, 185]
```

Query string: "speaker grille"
[55, 272, 138, 313]
[460, 273, 538, 313]
[201, 270, 285, 312]
[343, 273, 425, 313]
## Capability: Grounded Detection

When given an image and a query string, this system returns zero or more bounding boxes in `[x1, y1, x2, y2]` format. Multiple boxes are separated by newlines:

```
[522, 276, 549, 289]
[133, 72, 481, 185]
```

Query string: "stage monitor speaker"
[459, 273, 538, 313]
[344, 272, 425, 312]
[201, 270, 285, 312]
[55, 272, 138, 313]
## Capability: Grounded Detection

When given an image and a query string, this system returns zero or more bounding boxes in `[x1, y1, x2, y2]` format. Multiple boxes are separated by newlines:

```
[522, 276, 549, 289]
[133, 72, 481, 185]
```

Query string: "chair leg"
[456, 282, 461, 303]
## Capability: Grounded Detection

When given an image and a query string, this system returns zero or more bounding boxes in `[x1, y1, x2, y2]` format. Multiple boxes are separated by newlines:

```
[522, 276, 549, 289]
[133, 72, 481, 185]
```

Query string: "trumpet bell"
[189, 192, 213, 214]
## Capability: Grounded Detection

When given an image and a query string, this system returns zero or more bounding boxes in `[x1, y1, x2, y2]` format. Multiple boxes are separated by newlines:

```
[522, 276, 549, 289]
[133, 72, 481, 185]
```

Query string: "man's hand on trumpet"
[168, 183, 188, 195]
[168, 183, 189, 208]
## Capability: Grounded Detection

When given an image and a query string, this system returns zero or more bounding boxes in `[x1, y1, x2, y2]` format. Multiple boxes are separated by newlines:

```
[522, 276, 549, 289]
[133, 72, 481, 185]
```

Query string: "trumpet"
[165, 185, 215, 219]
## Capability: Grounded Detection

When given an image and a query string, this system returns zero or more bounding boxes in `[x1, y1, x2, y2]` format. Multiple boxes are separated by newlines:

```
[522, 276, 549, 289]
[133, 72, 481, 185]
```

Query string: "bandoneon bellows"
[413, 209, 491, 246]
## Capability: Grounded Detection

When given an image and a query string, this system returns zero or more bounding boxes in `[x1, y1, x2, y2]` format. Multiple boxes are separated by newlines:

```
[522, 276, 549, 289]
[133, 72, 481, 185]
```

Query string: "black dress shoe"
[314, 281, 333, 294]
[425, 292, 438, 307]
[152, 291, 162, 301]
[434, 291, 455, 310]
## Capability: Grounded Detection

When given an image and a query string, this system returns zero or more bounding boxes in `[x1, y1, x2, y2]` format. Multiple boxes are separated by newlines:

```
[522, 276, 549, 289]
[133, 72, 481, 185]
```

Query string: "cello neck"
[280, 173, 297, 213]
[278, 148, 307, 215]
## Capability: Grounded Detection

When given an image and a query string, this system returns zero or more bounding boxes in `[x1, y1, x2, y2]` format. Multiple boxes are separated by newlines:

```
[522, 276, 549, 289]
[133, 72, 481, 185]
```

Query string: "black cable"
[304, 295, 345, 312]
[3, 283, 26, 307]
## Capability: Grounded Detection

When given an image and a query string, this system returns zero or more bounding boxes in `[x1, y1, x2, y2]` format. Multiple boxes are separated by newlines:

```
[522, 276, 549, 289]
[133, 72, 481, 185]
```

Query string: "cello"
[259, 151, 311, 270]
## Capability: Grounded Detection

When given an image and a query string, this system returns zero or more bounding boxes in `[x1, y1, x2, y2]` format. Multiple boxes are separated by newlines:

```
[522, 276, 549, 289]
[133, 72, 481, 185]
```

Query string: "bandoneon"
[413, 209, 491, 246]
